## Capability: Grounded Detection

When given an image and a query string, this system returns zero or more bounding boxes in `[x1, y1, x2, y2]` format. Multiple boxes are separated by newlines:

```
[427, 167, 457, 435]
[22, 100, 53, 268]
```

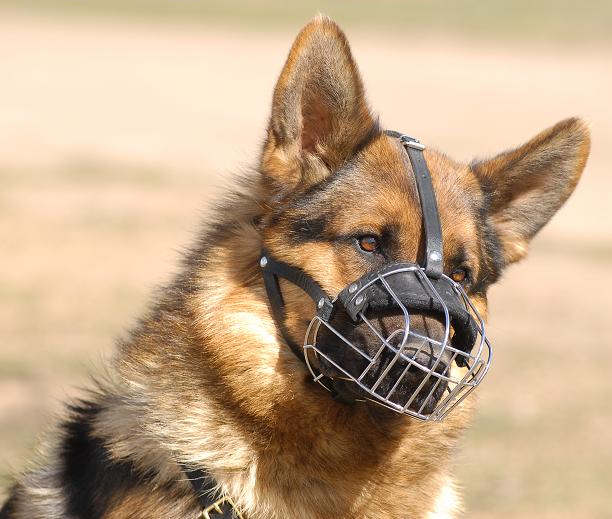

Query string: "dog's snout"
[361, 312, 448, 358]
[400, 337, 442, 367]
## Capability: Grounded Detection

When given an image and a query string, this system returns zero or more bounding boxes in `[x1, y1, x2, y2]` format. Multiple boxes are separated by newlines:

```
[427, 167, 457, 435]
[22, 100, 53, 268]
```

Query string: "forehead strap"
[384, 130, 443, 278]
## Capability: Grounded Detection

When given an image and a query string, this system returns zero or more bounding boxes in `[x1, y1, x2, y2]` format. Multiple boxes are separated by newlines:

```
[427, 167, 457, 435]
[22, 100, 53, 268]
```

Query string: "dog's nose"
[372, 312, 447, 350]
[397, 337, 442, 367]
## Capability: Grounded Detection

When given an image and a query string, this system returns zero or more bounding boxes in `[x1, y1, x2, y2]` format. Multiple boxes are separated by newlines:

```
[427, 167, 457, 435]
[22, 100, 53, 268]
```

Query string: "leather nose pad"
[336, 265, 479, 358]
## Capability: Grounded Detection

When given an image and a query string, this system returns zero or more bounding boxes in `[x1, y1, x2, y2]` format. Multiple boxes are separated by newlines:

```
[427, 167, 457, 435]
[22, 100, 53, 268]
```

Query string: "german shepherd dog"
[1, 16, 590, 519]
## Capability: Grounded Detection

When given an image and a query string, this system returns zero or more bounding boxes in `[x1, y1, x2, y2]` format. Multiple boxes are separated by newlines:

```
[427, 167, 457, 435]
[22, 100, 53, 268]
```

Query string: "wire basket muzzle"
[303, 264, 492, 421]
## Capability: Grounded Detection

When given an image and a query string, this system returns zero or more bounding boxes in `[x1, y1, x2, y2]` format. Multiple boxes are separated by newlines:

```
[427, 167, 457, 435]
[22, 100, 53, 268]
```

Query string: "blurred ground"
[1, 4, 611, 518]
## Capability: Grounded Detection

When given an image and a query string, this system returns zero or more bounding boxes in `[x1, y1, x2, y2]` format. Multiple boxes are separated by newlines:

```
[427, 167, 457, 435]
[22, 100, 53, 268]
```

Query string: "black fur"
[59, 403, 157, 519]
[470, 193, 505, 295]
[0, 491, 16, 519]
[481, 219, 505, 278]
[290, 217, 327, 243]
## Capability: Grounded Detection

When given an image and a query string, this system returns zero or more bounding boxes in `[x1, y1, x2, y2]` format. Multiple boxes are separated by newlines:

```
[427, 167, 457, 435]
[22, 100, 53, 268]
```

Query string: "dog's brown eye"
[451, 268, 469, 284]
[358, 235, 379, 253]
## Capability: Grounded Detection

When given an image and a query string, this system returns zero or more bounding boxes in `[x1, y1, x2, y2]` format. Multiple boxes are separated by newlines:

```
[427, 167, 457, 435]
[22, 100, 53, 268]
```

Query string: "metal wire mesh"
[303, 266, 492, 421]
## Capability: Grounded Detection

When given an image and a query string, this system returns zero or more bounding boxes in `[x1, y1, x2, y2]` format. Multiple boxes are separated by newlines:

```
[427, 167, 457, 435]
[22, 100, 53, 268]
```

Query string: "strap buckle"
[201, 496, 244, 518]
[399, 134, 426, 150]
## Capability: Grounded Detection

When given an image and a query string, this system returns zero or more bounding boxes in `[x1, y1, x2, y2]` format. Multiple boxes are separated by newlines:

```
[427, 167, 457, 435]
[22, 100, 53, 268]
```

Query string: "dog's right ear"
[261, 16, 377, 198]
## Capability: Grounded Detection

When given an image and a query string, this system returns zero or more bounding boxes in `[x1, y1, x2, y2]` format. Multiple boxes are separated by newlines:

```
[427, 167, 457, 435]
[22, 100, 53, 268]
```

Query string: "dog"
[0, 15, 590, 519]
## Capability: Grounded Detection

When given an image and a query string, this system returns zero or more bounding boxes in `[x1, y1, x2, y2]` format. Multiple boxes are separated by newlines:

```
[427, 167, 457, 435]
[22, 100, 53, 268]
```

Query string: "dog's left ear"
[472, 117, 590, 265]
[261, 15, 376, 197]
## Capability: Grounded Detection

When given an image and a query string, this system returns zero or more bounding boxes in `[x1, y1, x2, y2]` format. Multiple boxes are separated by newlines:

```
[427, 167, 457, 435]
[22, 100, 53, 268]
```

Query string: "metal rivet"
[259, 256, 268, 268]
[429, 251, 441, 262]
[348, 283, 358, 294]
[317, 298, 325, 309]
[355, 295, 364, 306]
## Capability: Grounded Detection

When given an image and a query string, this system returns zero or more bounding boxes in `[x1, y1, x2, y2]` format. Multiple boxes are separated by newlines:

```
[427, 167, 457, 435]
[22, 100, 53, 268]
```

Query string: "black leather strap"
[386, 130, 443, 278]
[402, 137, 443, 278]
[261, 267, 305, 363]
[260, 253, 332, 313]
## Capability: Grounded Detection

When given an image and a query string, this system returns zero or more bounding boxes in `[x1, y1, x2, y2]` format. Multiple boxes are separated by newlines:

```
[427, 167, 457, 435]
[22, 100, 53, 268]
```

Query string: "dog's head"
[257, 16, 590, 415]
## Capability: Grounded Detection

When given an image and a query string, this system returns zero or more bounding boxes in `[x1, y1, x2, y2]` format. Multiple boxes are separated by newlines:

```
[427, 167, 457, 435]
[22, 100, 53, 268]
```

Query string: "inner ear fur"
[472, 117, 590, 264]
[261, 15, 377, 196]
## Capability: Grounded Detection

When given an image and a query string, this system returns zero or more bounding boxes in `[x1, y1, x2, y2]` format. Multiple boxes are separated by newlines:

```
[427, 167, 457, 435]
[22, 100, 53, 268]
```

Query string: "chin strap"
[259, 252, 348, 400]
[259, 252, 334, 362]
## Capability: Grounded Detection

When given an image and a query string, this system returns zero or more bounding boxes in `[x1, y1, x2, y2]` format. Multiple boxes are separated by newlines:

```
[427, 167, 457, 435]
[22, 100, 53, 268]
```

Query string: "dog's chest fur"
[94, 378, 464, 519]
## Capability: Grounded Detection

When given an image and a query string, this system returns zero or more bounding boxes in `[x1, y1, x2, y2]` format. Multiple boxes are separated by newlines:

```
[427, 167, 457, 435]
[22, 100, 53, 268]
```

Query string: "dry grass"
[0, 8, 611, 518]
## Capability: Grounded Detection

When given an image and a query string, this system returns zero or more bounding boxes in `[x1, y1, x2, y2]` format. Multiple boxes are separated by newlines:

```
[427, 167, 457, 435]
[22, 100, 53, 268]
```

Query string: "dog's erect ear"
[261, 16, 376, 196]
[472, 117, 590, 265]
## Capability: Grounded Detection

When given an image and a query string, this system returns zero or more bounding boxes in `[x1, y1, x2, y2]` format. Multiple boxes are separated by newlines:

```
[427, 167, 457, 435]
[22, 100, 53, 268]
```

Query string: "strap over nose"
[384, 130, 444, 278]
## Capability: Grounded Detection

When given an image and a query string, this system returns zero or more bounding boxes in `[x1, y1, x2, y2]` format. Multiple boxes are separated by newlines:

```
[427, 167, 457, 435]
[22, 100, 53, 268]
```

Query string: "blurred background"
[1, 1, 610, 517]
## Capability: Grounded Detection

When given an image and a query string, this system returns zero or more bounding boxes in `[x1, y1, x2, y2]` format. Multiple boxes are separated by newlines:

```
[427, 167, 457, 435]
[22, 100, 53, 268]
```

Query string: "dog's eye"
[450, 268, 469, 284]
[358, 235, 379, 253]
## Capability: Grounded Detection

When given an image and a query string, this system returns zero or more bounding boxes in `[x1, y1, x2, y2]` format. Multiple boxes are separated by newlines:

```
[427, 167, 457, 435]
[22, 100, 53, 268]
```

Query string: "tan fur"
[2, 16, 589, 519]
